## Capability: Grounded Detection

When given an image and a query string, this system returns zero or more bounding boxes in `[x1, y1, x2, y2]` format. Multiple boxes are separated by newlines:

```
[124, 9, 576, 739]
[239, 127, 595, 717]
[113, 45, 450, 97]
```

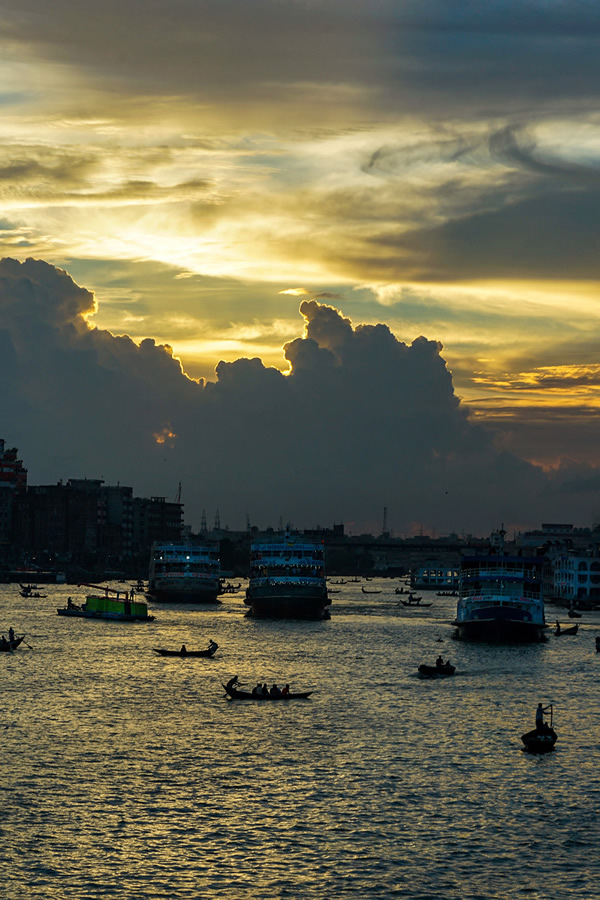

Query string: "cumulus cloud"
[2, 257, 598, 534]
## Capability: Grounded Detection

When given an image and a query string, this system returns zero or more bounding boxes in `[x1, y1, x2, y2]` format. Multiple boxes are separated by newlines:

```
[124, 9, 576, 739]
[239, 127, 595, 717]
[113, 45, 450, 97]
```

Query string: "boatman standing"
[536, 703, 551, 731]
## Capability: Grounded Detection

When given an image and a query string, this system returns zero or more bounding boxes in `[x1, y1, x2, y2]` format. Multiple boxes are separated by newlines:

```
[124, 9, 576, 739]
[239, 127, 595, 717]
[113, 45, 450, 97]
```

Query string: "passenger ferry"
[148, 542, 221, 602]
[245, 534, 329, 619]
[455, 529, 546, 642]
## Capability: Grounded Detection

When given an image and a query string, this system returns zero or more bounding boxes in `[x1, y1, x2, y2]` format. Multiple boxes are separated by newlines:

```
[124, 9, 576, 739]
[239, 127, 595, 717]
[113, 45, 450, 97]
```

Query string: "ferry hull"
[245, 584, 330, 619]
[455, 602, 545, 642]
[57, 608, 155, 622]
[456, 618, 546, 643]
[149, 583, 220, 603]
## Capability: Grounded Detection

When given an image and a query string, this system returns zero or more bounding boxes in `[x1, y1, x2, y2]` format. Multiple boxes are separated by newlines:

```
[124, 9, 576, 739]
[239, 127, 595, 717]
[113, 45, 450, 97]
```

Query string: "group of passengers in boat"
[251, 682, 290, 697]
[0, 627, 16, 647]
[225, 675, 290, 696]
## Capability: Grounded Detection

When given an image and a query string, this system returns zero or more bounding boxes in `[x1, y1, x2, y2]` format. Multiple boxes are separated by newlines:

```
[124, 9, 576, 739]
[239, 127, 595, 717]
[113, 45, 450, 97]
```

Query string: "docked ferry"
[244, 535, 329, 619]
[455, 530, 546, 642]
[148, 542, 221, 603]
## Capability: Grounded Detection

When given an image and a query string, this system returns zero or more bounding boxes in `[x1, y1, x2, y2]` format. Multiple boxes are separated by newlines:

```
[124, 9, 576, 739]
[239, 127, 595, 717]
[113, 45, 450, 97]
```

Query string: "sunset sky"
[1, 1, 600, 535]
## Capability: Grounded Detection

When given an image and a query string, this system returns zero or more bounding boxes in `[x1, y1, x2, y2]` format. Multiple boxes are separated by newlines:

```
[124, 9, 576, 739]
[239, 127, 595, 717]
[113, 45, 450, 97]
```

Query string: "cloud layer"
[2, 257, 597, 535]
[1, 1, 599, 495]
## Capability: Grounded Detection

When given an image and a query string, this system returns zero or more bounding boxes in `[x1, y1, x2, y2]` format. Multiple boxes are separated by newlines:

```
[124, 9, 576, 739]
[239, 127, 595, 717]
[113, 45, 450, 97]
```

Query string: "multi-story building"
[0, 440, 27, 493]
[552, 550, 600, 606]
[132, 496, 183, 559]
[0, 440, 28, 558]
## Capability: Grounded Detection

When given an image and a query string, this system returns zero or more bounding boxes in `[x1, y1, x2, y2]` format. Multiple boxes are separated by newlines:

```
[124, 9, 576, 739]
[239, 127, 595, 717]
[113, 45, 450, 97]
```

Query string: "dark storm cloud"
[378, 186, 600, 282]
[4, 1, 600, 117]
[3, 256, 598, 533]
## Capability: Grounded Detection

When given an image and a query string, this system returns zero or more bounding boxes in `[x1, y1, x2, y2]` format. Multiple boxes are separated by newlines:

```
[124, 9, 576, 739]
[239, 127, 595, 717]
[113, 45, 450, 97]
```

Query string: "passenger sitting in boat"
[181, 645, 187, 655]
[281, 684, 290, 696]
[67, 597, 74, 608]
[270, 683, 281, 697]
[8, 627, 15, 642]
[252, 683, 261, 696]
[436, 655, 445, 668]
[261, 683, 269, 696]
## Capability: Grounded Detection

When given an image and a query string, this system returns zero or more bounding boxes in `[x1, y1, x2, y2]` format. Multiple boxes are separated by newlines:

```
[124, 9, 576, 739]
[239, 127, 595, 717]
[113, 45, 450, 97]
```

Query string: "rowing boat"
[521, 726, 558, 753]
[417, 663, 455, 678]
[0, 636, 24, 652]
[223, 683, 312, 700]
[153, 644, 218, 658]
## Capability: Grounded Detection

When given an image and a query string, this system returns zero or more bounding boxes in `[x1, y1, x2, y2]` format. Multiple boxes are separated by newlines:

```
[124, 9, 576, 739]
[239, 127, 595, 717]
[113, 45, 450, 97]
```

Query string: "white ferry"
[148, 542, 221, 603]
[244, 535, 330, 619]
[455, 530, 546, 642]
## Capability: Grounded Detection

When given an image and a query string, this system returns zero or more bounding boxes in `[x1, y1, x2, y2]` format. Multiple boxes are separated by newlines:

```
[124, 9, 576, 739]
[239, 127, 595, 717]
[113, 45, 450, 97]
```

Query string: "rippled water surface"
[2, 582, 600, 899]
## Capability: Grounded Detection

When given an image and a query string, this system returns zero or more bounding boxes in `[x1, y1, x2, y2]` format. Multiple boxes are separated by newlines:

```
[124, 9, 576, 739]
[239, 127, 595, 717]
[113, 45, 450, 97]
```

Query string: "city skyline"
[1, 3, 600, 533]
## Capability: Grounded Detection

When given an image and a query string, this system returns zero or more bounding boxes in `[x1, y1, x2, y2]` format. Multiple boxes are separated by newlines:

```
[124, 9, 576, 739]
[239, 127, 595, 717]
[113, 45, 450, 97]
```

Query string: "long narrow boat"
[153, 643, 218, 658]
[554, 623, 578, 636]
[0, 635, 24, 652]
[223, 683, 312, 700]
[401, 597, 432, 607]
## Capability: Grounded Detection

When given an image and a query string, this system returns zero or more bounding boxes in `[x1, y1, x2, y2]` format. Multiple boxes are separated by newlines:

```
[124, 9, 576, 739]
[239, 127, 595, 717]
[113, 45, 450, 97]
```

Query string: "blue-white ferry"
[245, 535, 329, 619]
[455, 529, 546, 642]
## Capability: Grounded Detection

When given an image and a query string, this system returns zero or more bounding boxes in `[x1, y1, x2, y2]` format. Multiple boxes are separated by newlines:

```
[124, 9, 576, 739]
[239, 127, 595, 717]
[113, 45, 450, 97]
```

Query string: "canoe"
[521, 726, 558, 753]
[554, 623, 578, 636]
[401, 599, 432, 607]
[417, 663, 455, 678]
[0, 636, 24, 652]
[223, 683, 312, 700]
[568, 609, 582, 618]
[153, 645, 218, 658]
[361, 587, 381, 594]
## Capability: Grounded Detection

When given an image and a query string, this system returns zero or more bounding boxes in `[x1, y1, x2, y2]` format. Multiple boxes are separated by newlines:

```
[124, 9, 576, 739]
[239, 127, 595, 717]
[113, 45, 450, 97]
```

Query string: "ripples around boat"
[1, 582, 599, 898]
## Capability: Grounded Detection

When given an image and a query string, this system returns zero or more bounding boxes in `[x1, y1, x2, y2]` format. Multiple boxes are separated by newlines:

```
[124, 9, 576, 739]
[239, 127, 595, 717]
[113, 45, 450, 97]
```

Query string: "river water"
[1, 581, 599, 899]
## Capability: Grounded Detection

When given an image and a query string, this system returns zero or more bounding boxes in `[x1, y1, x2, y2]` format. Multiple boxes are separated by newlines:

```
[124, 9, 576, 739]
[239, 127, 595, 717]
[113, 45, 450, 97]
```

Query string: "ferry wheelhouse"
[455, 534, 546, 642]
[245, 535, 329, 619]
[148, 542, 221, 602]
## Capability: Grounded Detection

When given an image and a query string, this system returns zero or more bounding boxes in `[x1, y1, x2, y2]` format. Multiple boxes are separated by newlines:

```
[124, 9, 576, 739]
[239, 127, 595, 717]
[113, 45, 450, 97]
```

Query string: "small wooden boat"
[554, 623, 578, 636]
[401, 597, 431, 607]
[0, 635, 24, 652]
[361, 587, 382, 594]
[568, 608, 582, 618]
[223, 683, 312, 700]
[417, 663, 455, 678]
[153, 642, 218, 658]
[521, 726, 558, 753]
